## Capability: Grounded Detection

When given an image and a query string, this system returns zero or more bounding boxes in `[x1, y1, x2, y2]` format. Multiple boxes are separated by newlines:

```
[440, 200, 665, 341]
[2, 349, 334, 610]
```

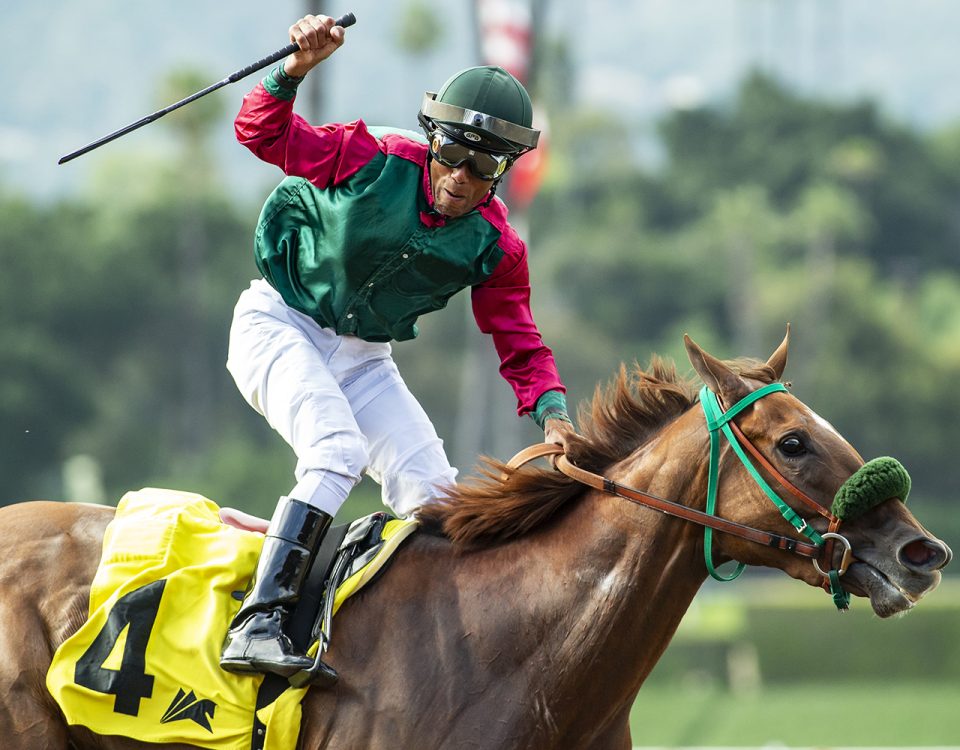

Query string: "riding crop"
[58, 12, 356, 165]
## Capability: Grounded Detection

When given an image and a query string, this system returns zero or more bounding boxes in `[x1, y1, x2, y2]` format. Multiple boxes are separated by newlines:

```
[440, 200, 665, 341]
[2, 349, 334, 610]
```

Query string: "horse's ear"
[684, 334, 749, 403]
[766, 324, 790, 381]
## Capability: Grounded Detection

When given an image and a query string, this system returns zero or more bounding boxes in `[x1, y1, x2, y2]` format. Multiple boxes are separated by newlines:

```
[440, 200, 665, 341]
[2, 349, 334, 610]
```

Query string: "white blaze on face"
[808, 407, 844, 441]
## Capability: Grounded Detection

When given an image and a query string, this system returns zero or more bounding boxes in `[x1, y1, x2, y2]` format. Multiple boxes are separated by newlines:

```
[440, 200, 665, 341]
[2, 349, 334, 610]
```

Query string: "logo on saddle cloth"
[46, 488, 418, 750]
[162, 688, 217, 731]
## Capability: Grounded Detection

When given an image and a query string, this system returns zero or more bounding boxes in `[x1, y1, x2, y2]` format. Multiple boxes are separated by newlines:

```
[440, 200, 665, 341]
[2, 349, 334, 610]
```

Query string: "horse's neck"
[481, 417, 709, 726]
[551, 485, 704, 698]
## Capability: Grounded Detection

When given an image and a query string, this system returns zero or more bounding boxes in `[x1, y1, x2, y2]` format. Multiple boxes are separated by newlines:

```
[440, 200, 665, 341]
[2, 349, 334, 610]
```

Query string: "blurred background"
[3, 0, 959, 745]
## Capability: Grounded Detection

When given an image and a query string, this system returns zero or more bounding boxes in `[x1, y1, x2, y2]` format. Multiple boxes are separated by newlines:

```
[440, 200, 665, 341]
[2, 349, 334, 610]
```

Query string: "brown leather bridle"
[724, 418, 853, 581]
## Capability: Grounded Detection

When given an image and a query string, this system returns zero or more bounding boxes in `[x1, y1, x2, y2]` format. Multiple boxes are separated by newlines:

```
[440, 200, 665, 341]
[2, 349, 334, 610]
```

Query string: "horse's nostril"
[899, 538, 951, 571]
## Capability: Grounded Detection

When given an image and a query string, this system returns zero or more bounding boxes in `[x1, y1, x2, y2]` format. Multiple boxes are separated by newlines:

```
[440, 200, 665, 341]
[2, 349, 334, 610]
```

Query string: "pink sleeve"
[234, 83, 380, 187]
[471, 226, 565, 416]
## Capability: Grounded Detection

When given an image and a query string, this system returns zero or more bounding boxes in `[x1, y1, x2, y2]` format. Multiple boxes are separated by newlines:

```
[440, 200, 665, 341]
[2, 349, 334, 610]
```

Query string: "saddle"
[251, 510, 417, 739]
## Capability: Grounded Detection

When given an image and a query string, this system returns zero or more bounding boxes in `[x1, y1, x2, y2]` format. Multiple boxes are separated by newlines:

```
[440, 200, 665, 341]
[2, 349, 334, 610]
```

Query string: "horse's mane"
[417, 355, 778, 546]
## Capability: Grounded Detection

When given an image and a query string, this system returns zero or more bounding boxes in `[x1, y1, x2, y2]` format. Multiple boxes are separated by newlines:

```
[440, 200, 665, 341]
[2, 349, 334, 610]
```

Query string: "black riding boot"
[220, 497, 338, 684]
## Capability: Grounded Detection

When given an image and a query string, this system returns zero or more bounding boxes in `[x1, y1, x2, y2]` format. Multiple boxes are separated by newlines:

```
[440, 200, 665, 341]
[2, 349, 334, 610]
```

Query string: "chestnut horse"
[0, 332, 951, 749]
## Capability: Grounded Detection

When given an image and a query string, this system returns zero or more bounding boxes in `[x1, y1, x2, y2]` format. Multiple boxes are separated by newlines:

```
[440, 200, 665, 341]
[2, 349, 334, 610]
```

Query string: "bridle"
[508, 383, 855, 610]
[699, 383, 851, 609]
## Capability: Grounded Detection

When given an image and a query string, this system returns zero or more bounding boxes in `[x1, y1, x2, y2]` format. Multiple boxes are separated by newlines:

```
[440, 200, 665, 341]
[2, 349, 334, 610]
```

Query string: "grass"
[628, 682, 960, 747]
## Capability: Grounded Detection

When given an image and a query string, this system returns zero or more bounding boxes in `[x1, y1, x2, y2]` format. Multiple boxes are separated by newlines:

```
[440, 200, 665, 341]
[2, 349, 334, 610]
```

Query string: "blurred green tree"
[657, 71, 960, 275]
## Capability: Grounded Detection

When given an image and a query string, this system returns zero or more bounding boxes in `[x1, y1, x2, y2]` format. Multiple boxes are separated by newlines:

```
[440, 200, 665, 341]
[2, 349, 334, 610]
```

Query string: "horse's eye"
[779, 435, 806, 456]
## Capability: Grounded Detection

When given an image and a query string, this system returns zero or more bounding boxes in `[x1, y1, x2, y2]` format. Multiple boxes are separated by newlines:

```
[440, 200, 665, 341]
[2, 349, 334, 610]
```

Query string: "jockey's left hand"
[544, 418, 578, 464]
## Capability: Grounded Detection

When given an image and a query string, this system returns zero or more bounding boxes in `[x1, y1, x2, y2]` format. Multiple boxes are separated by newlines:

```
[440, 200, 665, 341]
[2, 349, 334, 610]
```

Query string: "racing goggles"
[429, 132, 511, 180]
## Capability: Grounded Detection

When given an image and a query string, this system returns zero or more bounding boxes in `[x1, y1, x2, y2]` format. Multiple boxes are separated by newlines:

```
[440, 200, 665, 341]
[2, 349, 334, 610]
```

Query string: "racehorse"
[0, 331, 950, 749]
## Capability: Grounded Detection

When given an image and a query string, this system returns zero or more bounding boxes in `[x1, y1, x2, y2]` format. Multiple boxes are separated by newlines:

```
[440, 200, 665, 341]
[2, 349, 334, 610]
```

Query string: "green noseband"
[832, 456, 911, 520]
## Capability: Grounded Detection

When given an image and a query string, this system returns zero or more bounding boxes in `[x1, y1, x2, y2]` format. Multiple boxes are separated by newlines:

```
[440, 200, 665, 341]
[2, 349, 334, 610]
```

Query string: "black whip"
[59, 12, 356, 164]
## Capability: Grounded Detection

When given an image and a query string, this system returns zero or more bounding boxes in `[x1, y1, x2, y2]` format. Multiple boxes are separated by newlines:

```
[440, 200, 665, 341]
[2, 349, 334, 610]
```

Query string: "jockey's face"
[428, 158, 494, 218]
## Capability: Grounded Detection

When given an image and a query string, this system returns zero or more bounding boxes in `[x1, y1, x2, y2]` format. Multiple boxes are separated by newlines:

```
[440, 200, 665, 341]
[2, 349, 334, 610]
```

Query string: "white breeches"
[226, 279, 458, 518]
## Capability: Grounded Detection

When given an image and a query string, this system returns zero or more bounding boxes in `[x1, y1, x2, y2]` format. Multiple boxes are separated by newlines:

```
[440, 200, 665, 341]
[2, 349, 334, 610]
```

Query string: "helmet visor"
[430, 132, 510, 181]
[421, 92, 539, 150]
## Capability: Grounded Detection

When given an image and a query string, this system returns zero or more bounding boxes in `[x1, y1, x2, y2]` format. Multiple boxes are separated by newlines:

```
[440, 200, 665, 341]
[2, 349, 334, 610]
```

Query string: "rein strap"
[504, 444, 822, 559]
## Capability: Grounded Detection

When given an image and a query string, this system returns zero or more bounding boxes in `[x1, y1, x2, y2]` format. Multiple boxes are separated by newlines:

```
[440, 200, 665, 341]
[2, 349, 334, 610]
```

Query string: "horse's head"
[684, 328, 951, 617]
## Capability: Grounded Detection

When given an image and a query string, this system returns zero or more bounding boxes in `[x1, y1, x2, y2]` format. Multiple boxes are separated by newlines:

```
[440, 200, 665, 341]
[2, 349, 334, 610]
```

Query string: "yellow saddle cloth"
[46, 488, 417, 750]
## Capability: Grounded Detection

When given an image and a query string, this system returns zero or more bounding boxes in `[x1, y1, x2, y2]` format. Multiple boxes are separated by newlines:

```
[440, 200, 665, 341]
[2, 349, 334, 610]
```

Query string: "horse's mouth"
[843, 560, 924, 618]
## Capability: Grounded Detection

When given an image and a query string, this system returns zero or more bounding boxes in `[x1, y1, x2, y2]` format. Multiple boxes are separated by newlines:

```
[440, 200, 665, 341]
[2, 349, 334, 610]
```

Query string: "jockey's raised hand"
[283, 15, 346, 79]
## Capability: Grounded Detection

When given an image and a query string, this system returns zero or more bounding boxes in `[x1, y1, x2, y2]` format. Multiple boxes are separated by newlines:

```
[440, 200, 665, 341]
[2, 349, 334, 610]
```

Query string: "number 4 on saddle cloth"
[46, 488, 418, 750]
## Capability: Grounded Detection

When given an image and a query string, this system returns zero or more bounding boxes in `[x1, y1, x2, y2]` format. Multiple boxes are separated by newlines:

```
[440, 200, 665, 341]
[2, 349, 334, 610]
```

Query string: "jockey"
[220, 14, 576, 683]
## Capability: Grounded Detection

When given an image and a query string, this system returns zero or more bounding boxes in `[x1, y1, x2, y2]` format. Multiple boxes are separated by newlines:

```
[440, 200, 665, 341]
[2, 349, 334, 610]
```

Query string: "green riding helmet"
[418, 65, 540, 157]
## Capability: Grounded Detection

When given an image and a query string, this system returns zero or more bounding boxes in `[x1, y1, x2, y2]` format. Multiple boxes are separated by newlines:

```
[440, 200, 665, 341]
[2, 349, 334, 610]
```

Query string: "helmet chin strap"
[479, 178, 501, 208]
